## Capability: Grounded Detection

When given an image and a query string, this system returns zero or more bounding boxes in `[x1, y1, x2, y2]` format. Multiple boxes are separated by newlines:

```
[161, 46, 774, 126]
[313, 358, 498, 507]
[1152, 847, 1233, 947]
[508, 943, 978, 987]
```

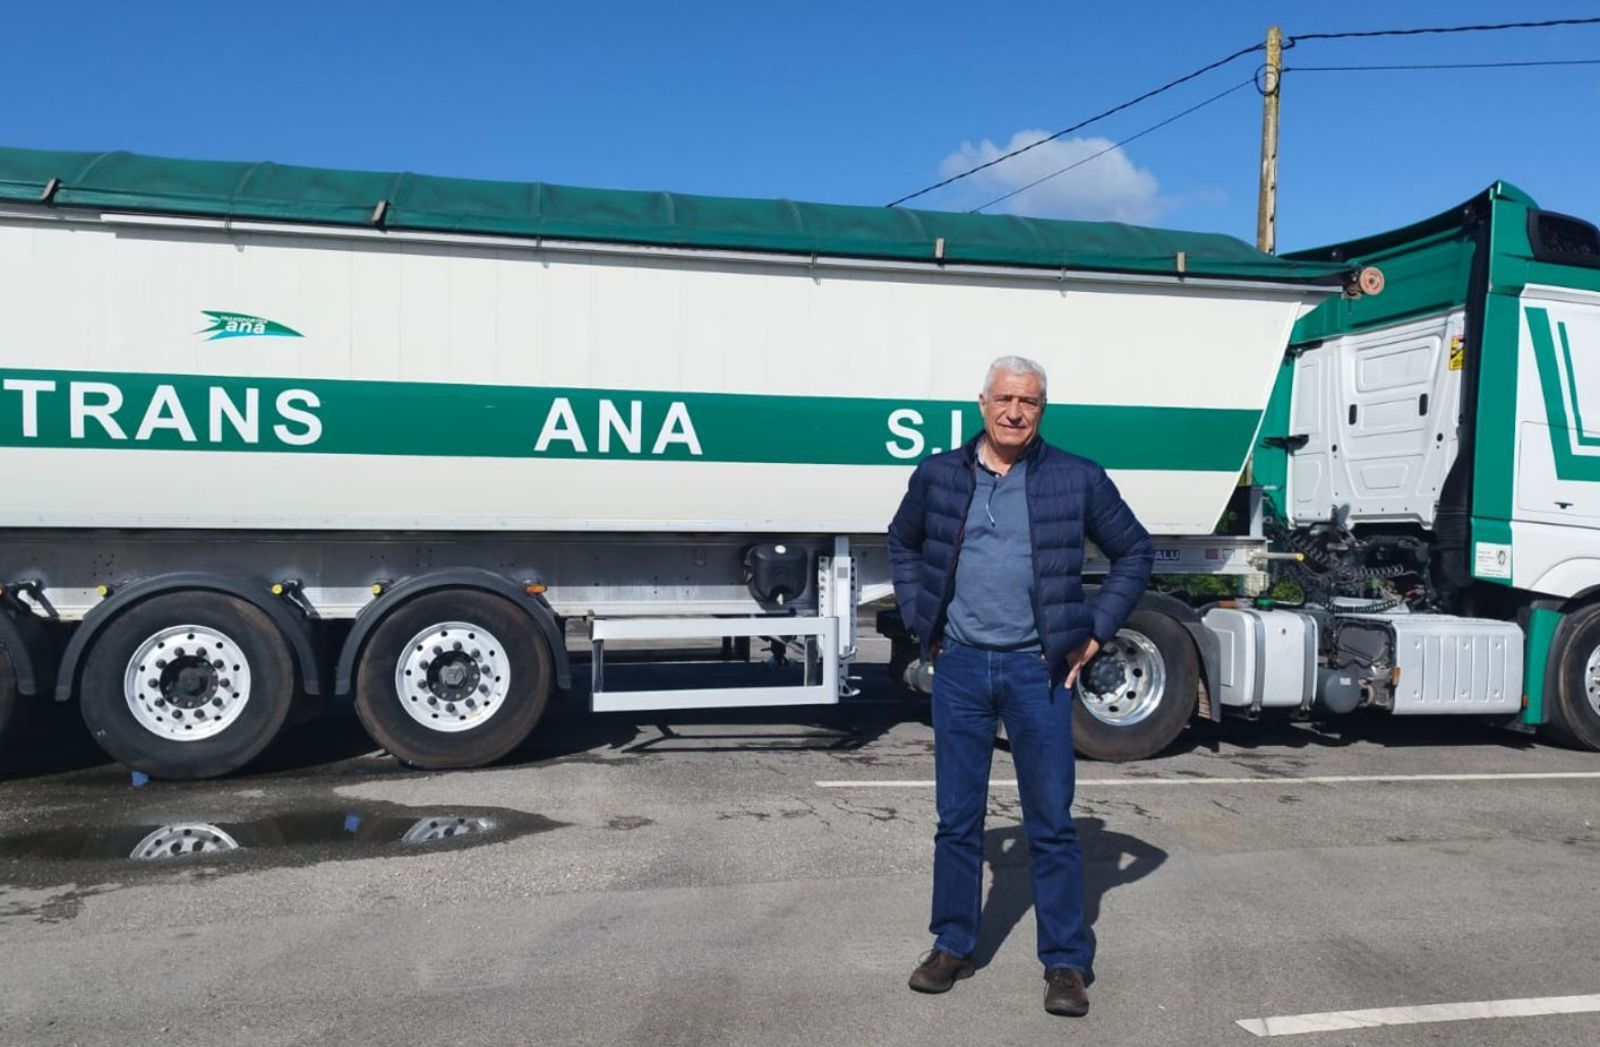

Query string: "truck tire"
[1073, 608, 1199, 762]
[353, 590, 551, 769]
[1543, 603, 1600, 751]
[79, 592, 298, 779]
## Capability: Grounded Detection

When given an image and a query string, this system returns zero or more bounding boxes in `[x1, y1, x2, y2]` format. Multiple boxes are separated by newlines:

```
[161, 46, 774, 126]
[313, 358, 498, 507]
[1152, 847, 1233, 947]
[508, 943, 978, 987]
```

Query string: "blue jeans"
[929, 640, 1090, 974]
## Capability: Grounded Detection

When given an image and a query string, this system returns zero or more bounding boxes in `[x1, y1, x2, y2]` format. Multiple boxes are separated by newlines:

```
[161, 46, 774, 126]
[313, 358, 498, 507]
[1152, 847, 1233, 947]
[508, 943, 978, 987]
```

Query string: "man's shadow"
[970, 816, 1166, 981]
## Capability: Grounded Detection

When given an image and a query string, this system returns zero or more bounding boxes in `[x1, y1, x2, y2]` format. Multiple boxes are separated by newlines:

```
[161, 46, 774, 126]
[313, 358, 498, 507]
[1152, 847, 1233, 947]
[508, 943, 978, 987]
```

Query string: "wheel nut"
[479, 684, 490, 695]
[419, 660, 430, 671]
[174, 647, 186, 657]
[212, 698, 224, 708]
[433, 646, 443, 655]
[155, 659, 167, 669]
[471, 649, 480, 659]
[148, 678, 160, 689]
[220, 679, 230, 688]
[453, 641, 463, 651]
[466, 699, 477, 709]
[446, 703, 457, 714]
[212, 660, 224, 670]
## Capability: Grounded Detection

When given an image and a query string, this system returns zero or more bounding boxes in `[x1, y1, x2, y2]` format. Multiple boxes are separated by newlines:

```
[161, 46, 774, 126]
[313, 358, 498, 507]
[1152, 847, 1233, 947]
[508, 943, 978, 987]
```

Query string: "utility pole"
[1241, 25, 1283, 497]
[1256, 24, 1283, 254]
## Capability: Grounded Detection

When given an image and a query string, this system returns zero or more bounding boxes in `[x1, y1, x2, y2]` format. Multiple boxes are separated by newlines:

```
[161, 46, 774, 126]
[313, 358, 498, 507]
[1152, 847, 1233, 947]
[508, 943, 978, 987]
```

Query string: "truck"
[0, 145, 1592, 779]
[1241, 181, 1600, 752]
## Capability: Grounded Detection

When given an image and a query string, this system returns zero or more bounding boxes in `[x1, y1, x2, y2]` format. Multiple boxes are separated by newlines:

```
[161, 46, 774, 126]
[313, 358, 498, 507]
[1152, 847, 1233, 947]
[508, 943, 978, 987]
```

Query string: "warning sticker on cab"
[1449, 335, 1465, 371]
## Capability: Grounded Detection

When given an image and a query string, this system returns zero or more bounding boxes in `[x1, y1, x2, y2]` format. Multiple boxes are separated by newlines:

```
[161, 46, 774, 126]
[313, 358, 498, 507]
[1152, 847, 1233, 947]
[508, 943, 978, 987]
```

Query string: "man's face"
[979, 370, 1045, 453]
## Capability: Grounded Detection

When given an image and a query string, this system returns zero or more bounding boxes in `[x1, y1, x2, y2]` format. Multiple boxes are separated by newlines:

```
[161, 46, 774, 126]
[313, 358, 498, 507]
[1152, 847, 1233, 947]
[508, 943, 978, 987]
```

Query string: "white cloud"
[938, 130, 1163, 223]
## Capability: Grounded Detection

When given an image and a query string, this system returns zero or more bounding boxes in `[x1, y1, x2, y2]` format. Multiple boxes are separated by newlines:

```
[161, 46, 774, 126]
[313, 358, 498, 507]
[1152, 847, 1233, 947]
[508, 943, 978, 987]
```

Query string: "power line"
[1288, 15, 1600, 44]
[885, 41, 1262, 208]
[1289, 56, 1600, 72]
[969, 78, 1254, 214]
[889, 14, 1600, 210]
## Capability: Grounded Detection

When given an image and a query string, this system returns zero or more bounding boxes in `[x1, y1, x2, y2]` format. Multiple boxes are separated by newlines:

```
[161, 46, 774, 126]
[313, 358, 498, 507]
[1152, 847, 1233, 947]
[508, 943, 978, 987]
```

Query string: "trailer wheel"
[1073, 609, 1199, 762]
[1543, 603, 1600, 752]
[79, 592, 298, 779]
[354, 590, 550, 769]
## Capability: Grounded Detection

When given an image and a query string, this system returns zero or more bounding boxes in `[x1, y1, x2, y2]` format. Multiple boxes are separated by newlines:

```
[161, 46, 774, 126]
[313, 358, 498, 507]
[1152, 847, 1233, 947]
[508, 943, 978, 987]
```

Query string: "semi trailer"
[0, 146, 1591, 779]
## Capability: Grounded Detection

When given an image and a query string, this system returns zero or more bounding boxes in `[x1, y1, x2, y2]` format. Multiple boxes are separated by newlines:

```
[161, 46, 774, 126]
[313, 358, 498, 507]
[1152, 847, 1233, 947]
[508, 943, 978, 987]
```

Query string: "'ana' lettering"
[535, 397, 703, 457]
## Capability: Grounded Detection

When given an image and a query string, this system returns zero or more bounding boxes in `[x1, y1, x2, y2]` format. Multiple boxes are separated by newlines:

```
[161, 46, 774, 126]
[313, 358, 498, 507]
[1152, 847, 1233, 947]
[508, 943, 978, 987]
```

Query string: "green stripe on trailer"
[1523, 606, 1563, 726]
[0, 368, 1260, 472]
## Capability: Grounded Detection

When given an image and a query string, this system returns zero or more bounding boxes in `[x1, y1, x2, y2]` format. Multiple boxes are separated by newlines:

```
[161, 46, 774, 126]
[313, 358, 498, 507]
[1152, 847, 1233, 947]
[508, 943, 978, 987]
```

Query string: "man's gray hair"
[983, 355, 1048, 400]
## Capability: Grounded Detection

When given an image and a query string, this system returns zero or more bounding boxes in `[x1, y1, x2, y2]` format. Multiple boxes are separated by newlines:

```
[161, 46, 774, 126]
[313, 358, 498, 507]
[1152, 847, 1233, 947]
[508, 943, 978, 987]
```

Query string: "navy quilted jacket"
[887, 433, 1155, 684]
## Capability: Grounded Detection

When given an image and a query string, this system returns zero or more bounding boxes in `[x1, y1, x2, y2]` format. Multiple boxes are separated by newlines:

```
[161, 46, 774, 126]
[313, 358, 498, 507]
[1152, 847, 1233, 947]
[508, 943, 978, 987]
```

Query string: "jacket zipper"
[931, 455, 979, 646]
[1023, 450, 1055, 683]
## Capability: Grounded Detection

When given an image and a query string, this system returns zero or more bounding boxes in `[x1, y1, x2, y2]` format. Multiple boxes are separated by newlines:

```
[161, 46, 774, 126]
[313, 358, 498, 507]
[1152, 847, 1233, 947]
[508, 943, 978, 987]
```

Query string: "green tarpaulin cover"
[0, 146, 1348, 283]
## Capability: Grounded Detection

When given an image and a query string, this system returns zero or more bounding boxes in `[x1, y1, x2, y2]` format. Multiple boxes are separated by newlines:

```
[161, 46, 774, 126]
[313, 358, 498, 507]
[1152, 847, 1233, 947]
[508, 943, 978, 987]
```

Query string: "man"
[887, 354, 1154, 1017]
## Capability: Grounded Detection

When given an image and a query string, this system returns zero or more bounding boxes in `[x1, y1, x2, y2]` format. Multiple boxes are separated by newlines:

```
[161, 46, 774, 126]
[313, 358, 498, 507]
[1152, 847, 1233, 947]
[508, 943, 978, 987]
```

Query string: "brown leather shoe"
[907, 948, 974, 993]
[1044, 968, 1089, 1016]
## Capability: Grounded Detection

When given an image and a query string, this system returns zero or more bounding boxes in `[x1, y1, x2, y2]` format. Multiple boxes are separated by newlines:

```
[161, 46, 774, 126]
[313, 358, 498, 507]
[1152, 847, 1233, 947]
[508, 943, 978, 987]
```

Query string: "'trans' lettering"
[3, 378, 322, 447]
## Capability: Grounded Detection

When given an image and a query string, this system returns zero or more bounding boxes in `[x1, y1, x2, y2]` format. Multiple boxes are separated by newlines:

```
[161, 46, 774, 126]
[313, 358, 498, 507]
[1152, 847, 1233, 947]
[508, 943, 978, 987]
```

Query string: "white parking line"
[814, 771, 1600, 789]
[1235, 993, 1600, 1037]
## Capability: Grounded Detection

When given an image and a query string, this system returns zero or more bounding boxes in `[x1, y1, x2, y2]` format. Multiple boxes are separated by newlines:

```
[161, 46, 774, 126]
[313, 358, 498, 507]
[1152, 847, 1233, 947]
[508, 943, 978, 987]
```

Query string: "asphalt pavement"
[3, 652, 1600, 1047]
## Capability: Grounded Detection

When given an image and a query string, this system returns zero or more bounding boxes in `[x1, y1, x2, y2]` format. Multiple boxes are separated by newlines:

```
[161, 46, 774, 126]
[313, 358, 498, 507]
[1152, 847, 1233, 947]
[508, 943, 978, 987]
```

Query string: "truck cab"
[1253, 183, 1600, 748]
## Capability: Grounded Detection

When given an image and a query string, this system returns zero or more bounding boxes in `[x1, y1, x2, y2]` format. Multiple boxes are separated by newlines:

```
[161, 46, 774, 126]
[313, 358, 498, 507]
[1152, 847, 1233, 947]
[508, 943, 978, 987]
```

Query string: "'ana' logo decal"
[199, 311, 303, 342]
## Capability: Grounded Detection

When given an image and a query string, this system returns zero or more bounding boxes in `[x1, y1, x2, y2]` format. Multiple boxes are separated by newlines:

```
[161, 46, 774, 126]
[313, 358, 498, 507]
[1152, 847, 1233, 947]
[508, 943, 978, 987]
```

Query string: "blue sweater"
[944, 456, 1041, 651]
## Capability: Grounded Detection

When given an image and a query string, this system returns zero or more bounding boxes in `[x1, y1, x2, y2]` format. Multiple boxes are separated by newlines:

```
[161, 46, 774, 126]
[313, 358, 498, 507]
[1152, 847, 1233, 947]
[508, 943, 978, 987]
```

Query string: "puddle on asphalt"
[0, 804, 563, 866]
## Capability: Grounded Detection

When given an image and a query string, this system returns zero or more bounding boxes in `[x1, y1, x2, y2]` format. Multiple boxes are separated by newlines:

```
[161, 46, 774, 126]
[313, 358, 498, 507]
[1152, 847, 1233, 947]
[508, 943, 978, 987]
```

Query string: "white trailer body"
[0, 215, 1317, 538]
[0, 146, 1347, 778]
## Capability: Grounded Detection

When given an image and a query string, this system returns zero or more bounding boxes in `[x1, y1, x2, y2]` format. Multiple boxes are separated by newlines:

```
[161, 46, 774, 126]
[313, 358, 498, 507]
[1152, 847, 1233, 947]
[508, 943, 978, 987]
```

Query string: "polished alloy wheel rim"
[123, 625, 252, 742]
[1078, 629, 1167, 727]
[395, 622, 511, 733]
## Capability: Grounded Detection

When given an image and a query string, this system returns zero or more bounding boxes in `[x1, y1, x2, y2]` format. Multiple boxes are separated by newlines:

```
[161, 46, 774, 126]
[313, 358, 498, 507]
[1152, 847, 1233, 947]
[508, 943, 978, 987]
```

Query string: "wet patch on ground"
[0, 884, 118, 924]
[0, 799, 568, 895]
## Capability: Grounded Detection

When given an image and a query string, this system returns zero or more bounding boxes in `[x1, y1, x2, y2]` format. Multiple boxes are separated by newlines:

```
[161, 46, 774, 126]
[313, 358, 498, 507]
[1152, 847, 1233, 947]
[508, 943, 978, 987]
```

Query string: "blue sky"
[3, 1, 1597, 250]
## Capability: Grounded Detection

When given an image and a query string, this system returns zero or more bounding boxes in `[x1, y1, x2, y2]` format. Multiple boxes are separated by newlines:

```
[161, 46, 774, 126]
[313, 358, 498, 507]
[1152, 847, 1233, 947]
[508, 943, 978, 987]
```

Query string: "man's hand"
[1064, 638, 1101, 690]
